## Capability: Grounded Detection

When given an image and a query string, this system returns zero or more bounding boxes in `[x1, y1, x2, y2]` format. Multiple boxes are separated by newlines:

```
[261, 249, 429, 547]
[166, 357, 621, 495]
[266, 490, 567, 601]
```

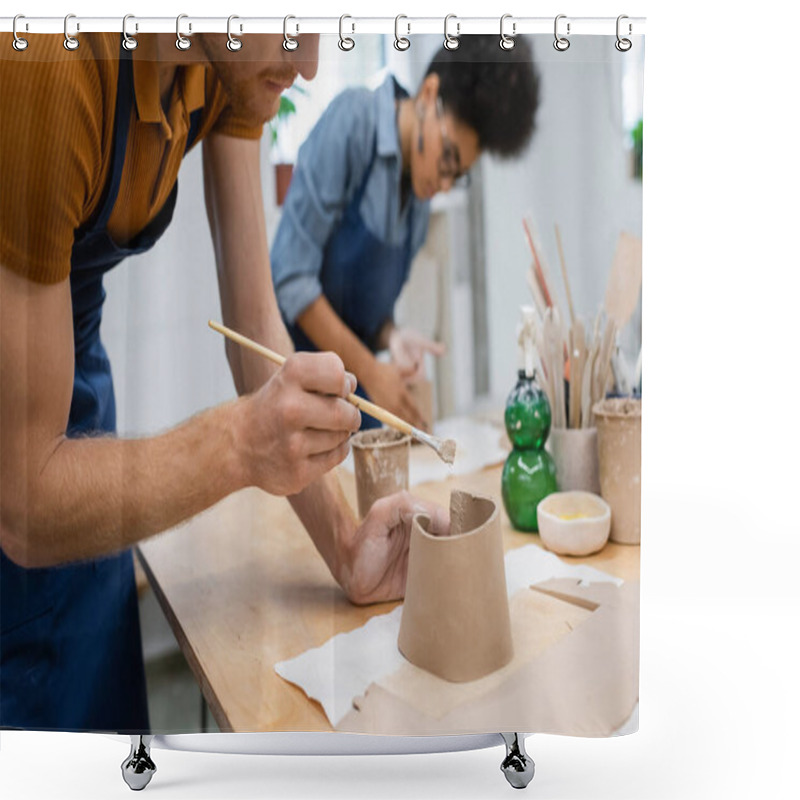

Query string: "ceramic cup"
[593, 397, 642, 545]
[548, 427, 601, 494]
[351, 428, 411, 519]
[537, 491, 611, 556]
[398, 491, 514, 683]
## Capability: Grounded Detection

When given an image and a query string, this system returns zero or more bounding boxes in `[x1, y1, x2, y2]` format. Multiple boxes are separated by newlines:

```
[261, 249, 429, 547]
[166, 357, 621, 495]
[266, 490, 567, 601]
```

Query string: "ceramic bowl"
[536, 491, 611, 557]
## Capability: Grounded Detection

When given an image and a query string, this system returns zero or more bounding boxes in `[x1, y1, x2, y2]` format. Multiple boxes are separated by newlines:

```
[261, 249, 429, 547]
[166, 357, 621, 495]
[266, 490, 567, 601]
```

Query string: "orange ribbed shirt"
[0, 33, 263, 284]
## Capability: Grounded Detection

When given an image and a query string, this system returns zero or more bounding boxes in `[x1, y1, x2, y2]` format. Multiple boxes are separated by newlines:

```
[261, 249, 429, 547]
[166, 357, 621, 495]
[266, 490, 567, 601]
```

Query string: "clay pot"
[398, 491, 514, 682]
[406, 377, 434, 433]
[593, 398, 642, 545]
[548, 427, 601, 494]
[351, 428, 411, 519]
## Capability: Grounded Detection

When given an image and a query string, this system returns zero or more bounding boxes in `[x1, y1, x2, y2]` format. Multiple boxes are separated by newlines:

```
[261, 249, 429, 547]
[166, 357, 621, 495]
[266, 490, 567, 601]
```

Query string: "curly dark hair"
[426, 35, 540, 158]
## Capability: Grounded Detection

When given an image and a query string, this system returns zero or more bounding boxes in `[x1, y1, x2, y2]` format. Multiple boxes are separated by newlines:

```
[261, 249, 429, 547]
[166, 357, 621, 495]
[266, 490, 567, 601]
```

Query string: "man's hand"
[236, 351, 361, 496]
[363, 361, 425, 429]
[388, 327, 446, 384]
[336, 491, 450, 605]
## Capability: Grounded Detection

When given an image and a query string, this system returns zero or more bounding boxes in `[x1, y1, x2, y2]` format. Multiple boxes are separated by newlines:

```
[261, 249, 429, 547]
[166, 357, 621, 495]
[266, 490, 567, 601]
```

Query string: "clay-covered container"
[351, 428, 411, 519]
[593, 398, 642, 545]
[398, 491, 513, 682]
[548, 427, 601, 494]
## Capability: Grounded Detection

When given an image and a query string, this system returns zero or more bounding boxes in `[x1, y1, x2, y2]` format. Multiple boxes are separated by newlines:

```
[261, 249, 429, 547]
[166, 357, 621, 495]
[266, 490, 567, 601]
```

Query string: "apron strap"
[79, 39, 135, 237]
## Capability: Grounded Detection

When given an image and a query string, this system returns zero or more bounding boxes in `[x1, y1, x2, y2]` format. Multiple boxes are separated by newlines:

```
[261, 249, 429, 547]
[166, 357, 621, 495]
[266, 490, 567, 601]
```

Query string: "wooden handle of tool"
[208, 320, 416, 437]
[345, 393, 415, 436]
[208, 320, 287, 368]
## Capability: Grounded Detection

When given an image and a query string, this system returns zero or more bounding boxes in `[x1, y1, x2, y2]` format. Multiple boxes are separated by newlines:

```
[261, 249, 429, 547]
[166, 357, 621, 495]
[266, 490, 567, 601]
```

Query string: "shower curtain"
[0, 22, 643, 742]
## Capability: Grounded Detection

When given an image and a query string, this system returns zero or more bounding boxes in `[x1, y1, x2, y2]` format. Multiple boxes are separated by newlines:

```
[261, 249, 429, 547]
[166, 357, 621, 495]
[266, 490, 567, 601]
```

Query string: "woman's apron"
[1, 43, 201, 732]
[286, 141, 415, 430]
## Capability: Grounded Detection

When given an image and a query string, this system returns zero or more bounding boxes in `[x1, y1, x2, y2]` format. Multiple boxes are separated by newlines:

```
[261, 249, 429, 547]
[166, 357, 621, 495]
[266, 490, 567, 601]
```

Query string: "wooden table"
[137, 461, 639, 733]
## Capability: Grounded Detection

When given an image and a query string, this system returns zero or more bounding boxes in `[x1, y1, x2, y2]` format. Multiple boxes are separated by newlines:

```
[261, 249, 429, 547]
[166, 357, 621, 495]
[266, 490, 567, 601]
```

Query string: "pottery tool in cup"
[208, 320, 457, 464]
[554, 223, 576, 327]
[604, 232, 643, 330]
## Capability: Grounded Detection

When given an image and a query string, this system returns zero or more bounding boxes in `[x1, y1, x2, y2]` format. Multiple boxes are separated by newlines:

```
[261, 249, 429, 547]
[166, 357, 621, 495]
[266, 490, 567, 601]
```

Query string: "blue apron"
[1, 42, 201, 732]
[286, 140, 415, 431]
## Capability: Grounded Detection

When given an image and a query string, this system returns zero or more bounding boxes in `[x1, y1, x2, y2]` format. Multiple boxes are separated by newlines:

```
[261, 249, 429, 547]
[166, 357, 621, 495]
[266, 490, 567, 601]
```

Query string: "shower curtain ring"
[553, 14, 570, 51]
[122, 15, 138, 51]
[176, 14, 191, 50]
[12, 15, 28, 51]
[339, 15, 355, 51]
[283, 15, 299, 51]
[500, 14, 516, 50]
[615, 15, 632, 51]
[227, 15, 243, 51]
[394, 15, 410, 51]
[444, 14, 460, 51]
[64, 13, 79, 51]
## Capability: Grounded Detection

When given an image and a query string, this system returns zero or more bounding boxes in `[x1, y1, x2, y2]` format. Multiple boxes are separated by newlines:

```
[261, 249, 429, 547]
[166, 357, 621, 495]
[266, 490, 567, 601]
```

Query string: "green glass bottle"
[501, 370, 558, 532]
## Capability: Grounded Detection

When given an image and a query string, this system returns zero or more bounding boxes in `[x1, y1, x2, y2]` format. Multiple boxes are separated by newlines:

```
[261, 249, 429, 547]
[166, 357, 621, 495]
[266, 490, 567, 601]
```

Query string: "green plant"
[631, 118, 643, 180]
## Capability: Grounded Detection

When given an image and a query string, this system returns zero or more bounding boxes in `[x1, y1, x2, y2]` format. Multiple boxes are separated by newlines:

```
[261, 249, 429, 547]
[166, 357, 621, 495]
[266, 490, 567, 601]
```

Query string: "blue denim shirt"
[271, 74, 431, 325]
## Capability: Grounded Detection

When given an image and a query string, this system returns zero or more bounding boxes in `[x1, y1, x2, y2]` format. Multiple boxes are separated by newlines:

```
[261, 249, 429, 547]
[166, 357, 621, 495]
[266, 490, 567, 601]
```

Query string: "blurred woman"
[271, 36, 540, 428]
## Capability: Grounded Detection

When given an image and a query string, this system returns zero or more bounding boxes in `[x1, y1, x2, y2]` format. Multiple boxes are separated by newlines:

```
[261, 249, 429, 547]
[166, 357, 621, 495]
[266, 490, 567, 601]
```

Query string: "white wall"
[482, 35, 643, 404]
[100, 144, 249, 437]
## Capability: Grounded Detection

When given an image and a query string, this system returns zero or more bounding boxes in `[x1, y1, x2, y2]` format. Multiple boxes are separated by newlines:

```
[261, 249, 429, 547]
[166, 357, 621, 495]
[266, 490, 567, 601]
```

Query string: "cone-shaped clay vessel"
[351, 428, 411, 519]
[398, 490, 514, 682]
[594, 397, 642, 545]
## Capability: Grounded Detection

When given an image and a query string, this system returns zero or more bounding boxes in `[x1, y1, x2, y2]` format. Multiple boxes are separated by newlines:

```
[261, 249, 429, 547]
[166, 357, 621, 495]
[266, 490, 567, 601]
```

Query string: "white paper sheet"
[274, 544, 622, 727]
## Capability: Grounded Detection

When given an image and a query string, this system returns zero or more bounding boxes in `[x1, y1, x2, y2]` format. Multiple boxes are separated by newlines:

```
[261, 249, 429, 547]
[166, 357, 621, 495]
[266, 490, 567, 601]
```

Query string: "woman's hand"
[388, 327, 446, 383]
[336, 491, 450, 605]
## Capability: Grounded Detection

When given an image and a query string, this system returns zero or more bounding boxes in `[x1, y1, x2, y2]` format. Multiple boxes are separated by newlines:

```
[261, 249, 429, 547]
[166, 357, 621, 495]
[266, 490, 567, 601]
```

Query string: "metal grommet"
[176, 14, 191, 51]
[394, 14, 410, 51]
[12, 15, 28, 51]
[500, 14, 515, 51]
[338, 15, 355, 51]
[63, 13, 79, 51]
[553, 14, 570, 52]
[443, 14, 460, 51]
[122, 14, 138, 51]
[615, 14, 632, 52]
[227, 15, 242, 52]
[283, 15, 298, 51]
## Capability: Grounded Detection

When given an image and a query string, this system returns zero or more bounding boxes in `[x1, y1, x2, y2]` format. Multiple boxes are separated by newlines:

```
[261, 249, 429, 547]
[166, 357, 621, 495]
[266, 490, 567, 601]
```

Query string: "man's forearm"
[7, 401, 246, 568]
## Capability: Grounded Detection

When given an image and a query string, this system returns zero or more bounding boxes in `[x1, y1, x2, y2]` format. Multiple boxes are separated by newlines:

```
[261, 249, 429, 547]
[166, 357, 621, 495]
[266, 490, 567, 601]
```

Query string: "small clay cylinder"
[351, 428, 411, 519]
[406, 378, 434, 433]
[549, 427, 601, 494]
[593, 398, 642, 545]
[398, 491, 514, 682]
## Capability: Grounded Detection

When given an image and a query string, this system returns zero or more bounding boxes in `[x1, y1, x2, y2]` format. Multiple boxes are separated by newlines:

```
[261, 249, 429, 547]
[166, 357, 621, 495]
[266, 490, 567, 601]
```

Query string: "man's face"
[199, 33, 320, 125]
[409, 74, 480, 201]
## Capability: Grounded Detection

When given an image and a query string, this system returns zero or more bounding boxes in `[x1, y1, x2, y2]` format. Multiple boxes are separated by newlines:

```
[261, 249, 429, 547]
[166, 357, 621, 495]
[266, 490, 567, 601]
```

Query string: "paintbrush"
[208, 320, 457, 464]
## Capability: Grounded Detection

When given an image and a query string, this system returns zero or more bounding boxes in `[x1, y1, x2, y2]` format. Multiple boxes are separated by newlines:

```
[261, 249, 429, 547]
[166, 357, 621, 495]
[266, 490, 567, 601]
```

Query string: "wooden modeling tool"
[570, 320, 586, 429]
[208, 320, 457, 464]
[522, 218, 554, 308]
[604, 232, 643, 329]
[554, 224, 576, 326]
[526, 266, 548, 320]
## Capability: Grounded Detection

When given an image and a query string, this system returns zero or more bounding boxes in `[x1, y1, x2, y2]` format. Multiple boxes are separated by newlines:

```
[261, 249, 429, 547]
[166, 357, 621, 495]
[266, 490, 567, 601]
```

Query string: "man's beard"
[211, 60, 296, 126]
